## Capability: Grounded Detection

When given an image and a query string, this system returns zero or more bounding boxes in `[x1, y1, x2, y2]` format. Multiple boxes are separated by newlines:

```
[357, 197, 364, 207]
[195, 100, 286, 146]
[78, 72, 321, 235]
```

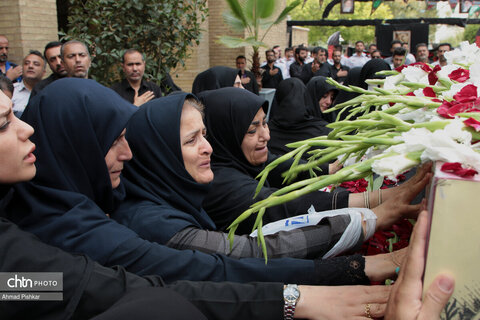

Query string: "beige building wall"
[291, 26, 310, 47]
[0, 0, 58, 66]
[173, 0, 289, 91]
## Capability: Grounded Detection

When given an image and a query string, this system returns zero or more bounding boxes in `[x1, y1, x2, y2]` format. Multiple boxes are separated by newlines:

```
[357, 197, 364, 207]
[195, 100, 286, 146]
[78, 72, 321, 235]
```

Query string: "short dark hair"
[236, 55, 246, 62]
[61, 40, 90, 59]
[265, 49, 275, 56]
[25, 50, 46, 69]
[295, 46, 307, 55]
[368, 43, 377, 50]
[392, 47, 407, 57]
[0, 75, 13, 96]
[391, 40, 402, 47]
[43, 41, 63, 58]
[315, 47, 328, 58]
[437, 43, 452, 51]
[415, 43, 428, 53]
[122, 49, 145, 63]
[284, 47, 293, 53]
[371, 49, 382, 58]
[273, 45, 280, 50]
[355, 40, 364, 46]
[334, 44, 343, 52]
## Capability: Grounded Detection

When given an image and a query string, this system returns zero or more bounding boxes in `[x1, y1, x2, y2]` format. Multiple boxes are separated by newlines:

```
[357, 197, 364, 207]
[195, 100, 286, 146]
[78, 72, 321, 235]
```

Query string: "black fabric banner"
[375, 24, 429, 57]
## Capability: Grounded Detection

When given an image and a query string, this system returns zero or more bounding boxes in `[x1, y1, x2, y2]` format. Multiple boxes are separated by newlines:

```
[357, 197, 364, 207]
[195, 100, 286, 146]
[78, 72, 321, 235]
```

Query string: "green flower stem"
[365, 79, 385, 86]
[325, 78, 354, 92]
[411, 120, 451, 131]
[457, 112, 480, 120]
[376, 70, 400, 76]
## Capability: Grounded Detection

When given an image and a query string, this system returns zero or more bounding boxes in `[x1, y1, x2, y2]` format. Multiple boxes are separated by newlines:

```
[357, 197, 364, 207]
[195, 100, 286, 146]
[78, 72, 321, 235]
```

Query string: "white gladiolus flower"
[372, 154, 420, 179]
[401, 66, 429, 84]
[383, 73, 404, 90]
[440, 82, 472, 100]
[396, 108, 442, 123]
[435, 64, 463, 79]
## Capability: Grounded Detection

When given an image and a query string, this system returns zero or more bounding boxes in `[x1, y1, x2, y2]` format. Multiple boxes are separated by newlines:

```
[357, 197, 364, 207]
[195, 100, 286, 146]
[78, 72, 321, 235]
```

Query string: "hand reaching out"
[385, 210, 454, 320]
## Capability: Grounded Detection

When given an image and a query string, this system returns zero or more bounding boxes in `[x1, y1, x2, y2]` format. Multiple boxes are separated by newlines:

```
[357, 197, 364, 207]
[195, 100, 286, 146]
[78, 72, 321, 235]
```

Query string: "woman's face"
[180, 104, 214, 184]
[0, 91, 36, 184]
[104, 129, 132, 188]
[319, 90, 335, 112]
[241, 107, 269, 166]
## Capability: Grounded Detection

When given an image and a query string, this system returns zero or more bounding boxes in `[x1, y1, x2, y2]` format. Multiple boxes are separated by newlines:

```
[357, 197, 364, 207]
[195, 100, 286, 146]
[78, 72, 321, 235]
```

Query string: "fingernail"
[438, 276, 454, 293]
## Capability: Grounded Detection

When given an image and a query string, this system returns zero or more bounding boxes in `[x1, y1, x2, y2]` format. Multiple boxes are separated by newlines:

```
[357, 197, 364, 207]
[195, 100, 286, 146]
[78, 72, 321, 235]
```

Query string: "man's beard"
[0, 54, 7, 63]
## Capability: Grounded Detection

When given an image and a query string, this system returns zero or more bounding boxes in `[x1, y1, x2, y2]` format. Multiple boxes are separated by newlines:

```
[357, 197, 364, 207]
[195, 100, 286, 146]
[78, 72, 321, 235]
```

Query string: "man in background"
[0, 35, 22, 82]
[236, 55, 259, 94]
[61, 40, 91, 79]
[30, 41, 67, 97]
[111, 49, 162, 106]
[12, 50, 45, 116]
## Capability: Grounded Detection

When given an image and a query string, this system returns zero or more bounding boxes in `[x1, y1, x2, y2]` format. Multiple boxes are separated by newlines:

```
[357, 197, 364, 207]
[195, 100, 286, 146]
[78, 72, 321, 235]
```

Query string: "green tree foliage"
[219, 0, 301, 77]
[63, 0, 208, 85]
[464, 24, 480, 43]
[288, 0, 437, 46]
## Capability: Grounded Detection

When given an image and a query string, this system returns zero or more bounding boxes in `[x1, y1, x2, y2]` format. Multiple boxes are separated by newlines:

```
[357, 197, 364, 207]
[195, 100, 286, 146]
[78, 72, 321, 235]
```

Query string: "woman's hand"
[295, 284, 391, 319]
[364, 248, 407, 282]
[329, 160, 343, 175]
[373, 163, 432, 230]
[384, 211, 454, 320]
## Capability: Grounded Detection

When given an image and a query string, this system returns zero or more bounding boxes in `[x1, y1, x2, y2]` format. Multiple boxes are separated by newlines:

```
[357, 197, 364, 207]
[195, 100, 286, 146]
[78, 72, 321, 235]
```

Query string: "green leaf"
[270, 0, 301, 25]
[217, 35, 266, 48]
[257, 0, 275, 19]
[223, 10, 247, 31]
[224, 0, 250, 27]
[372, 175, 384, 191]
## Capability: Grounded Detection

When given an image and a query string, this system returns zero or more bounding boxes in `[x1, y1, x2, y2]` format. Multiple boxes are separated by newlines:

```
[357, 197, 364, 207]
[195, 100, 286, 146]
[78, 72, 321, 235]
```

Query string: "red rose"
[423, 87, 436, 98]
[428, 65, 442, 85]
[464, 117, 480, 132]
[441, 162, 478, 178]
[448, 68, 470, 83]
[453, 84, 477, 102]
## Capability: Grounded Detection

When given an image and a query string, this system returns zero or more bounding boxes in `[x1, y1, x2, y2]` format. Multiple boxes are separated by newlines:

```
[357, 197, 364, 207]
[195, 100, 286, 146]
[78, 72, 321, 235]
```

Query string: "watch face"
[284, 285, 300, 302]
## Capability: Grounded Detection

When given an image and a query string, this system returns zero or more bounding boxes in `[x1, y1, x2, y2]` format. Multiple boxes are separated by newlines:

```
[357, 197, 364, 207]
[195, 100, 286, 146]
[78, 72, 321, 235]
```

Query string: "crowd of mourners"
[0, 34, 456, 319]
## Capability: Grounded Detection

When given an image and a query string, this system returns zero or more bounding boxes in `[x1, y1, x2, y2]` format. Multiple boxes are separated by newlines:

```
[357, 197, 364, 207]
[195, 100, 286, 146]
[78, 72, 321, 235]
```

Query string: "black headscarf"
[1, 79, 326, 284]
[116, 93, 216, 243]
[358, 59, 391, 90]
[191, 66, 239, 95]
[199, 87, 269, 177]
[268, 78, 331, 157]
[2, 78, 139, 263]
[305, 76, 339, 123]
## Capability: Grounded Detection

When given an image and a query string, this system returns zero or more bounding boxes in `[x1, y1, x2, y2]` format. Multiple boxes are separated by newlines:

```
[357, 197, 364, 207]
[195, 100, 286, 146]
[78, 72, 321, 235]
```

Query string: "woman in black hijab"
[1, 78, 393, 287]
[191, 66, 242, 94]
[268, 77, 331, 158]
[332, 60, 391, 120]
[0, 88, 389, 320]
[358, 58, 391, 90]
[113, 92, 369, 259]
[306, 76, 339, 123]
[201, 87, 430, 239]
[331, 66, 361, 119]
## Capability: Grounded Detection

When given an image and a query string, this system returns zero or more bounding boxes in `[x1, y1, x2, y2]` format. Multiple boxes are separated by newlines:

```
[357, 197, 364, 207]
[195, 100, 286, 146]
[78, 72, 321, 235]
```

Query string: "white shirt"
[12, 80, 31, 114]
[345, 53, 370, 69]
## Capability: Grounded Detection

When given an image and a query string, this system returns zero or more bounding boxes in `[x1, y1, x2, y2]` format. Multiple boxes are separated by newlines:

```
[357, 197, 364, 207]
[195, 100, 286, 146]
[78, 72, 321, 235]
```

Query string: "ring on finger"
[365, 303, 372, 318]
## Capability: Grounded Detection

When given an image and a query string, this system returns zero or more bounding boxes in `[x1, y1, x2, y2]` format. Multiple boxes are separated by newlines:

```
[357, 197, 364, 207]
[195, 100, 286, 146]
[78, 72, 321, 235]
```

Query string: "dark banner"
[375, 24, 429, 57]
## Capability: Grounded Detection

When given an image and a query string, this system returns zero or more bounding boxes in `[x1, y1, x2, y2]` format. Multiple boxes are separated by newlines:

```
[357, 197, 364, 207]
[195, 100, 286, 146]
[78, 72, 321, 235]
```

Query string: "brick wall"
[291, 26, 310, 47]
[0, 0, 58, 66]
[171, 9, 211, 92]
[174, 0, 289, 91]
